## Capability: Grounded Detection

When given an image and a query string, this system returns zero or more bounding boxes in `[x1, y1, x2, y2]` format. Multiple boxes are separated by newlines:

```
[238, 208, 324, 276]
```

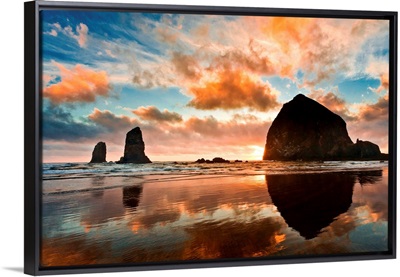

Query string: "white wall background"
[0, 0, 398, 276]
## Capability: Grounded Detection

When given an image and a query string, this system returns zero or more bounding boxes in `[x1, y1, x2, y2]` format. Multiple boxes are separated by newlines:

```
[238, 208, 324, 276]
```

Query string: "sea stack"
[90, 142, 107, 163]
[263, 94, 382, 161]
[118, 127, 151, 164]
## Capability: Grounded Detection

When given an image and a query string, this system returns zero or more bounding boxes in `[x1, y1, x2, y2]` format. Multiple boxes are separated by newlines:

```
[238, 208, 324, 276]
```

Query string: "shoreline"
[43, 156, 390, 164]
[42, 165, 388, 196]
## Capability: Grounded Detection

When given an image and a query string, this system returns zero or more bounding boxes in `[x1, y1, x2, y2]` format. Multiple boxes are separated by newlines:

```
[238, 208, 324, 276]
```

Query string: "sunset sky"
[41, 10, 390, 163]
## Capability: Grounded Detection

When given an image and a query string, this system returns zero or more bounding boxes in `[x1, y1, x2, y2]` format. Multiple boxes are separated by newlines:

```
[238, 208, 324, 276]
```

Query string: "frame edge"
[36, 0, 396, 18]
[24, 1, 39, 276]
[389, 10, 397, 260]
[29, 1, 398, 275]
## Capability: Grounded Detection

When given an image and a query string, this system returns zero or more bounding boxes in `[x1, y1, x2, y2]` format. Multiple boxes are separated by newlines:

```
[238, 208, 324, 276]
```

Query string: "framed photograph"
[24, 0, 397, 275]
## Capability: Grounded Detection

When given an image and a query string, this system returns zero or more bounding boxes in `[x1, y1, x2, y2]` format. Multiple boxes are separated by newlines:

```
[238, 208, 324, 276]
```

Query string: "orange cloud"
[131, 65, 174, 89]
[153, 114, 270, 148]
[375, 73, 389, 93]
[183, 116, 220, 136]
[266, 17, 314, 53]
[188, 69, 279, 111]
[253, 17, 318, 80]
[43, 62, 110, 104]
[132, 106, 183, 123]
[257, 17, 386, 87]
[88, 108, 138, 133]
[42, 74, 53, 86]
[366, 59, 389, 93]
[82, 108, 272, 162]
[171, 52, 202, 81]
[208, 40, 276, 76]
[131, 16, 387, 96]
[308, 89, 356, 121]
[358, 94, 388, 121]
[347, 95, 389, 153]
[306, 90, 388, 152]
[46, 110, 272, 162]
[192, 24, 210, 37]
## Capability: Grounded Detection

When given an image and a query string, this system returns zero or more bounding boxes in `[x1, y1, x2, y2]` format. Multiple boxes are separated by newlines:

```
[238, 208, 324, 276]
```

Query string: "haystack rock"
[263, 94, 382, 161]
[90, 142, 107, 163]
[118, 127, 151, 164]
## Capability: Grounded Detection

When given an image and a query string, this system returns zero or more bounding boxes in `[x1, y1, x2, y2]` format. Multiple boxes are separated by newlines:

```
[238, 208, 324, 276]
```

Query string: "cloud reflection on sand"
[41, 168, 388, 266]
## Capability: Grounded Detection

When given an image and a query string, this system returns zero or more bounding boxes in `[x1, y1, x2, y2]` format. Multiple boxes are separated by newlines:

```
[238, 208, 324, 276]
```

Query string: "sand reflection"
[266, 170, 383, 240]
[41, 169, 388, 266]
[266, 172, 355, 239]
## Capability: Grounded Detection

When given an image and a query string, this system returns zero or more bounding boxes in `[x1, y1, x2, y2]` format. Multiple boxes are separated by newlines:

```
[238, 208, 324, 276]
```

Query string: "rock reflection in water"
[123, 186, 143, 209]
[266, 170, 383, 239]
[357, 170, 383, 185]
[91, 177, 105, 198]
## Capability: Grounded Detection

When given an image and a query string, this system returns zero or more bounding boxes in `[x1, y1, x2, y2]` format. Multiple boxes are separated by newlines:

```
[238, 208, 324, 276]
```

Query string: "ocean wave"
[42, 160, 388, 179]
[41, 160, 388, 195]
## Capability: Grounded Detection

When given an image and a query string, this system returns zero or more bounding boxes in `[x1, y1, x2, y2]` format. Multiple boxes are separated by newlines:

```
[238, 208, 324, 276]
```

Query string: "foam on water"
[41, 160, 388, 195]
[43, 160, 388, 178]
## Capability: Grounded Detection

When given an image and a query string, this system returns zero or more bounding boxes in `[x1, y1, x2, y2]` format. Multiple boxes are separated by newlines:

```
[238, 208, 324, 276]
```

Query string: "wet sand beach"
[41, 162, 389, 267]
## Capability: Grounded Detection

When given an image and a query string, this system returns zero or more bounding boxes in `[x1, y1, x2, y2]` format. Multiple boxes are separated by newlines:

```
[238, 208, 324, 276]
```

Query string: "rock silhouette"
[353, 139, 381, 159]
[195, 157, 230, 163]
[263, 94, 383, 160]
[117, 127, 151, 164]
[212, 157, 230, 163]
[89, 142, 106, 163]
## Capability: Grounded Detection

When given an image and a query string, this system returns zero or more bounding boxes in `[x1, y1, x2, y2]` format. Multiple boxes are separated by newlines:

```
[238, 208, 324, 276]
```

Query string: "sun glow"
[251, 146, 265, 160]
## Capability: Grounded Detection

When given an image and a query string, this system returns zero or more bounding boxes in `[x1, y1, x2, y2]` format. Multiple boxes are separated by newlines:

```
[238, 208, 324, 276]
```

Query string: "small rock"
[212, 157, 230, 163]
[118, 127, 151, 164]
[89, 142, 106, 163]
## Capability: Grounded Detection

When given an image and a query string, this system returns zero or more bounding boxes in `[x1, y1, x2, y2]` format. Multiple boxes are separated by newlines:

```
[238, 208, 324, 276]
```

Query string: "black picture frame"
[24, 0, 397, 275]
